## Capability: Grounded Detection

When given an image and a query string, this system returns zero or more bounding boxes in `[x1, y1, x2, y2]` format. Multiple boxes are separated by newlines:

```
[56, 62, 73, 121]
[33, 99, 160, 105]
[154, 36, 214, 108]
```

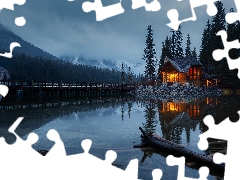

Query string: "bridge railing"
[0, 80, 136, 89]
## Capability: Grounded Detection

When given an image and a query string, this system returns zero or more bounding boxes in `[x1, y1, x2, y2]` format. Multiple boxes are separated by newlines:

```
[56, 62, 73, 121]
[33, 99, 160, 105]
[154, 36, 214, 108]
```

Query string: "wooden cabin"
[159, 57, 210, 86]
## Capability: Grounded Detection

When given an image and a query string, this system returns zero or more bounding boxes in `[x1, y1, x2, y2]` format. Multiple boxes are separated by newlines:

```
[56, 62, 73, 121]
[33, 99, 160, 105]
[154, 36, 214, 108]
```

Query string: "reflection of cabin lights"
[169, 103, 178, 111]
[170, 104, 175, 111]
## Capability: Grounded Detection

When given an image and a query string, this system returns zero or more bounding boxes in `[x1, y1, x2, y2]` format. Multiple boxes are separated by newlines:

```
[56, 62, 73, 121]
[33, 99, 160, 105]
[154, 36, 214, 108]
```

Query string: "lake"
[1, 94, 239, 179]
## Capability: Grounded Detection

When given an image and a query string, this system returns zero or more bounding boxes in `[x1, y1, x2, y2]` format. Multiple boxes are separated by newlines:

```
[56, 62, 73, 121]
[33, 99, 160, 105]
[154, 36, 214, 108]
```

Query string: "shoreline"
[135, 85, 223, 100]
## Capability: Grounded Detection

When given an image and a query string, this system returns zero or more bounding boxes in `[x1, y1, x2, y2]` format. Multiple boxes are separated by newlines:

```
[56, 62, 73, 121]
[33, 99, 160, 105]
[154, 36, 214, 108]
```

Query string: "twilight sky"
[0, 0, 236, 66]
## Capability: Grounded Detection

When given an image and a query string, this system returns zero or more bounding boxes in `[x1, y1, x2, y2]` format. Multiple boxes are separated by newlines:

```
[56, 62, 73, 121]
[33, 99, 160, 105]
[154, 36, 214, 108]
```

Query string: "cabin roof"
[163, 57, 202, 73]
[168, 112, 201, 128]
[202, 70, 212, 79]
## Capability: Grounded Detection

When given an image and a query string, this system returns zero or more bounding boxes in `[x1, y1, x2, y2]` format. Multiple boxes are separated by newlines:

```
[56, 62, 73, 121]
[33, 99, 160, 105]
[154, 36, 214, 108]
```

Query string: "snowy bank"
[135, 85, 222, 100]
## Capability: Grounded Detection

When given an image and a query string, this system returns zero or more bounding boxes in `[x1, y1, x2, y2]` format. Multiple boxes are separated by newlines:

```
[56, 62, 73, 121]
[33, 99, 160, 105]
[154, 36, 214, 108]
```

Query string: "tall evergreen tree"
[142, 25, 157, 80]
[199, 19, 211, 73]
[170, 29, 176, 58]
[221, 8, 240, 87]
[158, 36, 171, 80]
[185, 34, 192, 58]
[159, 42, 166, 69]
[209, 1, 226, 78]
[158, 41, 166, 80]
[165, 36, 172, 59]
[127, 66, 132, 83]
[227, 8, 239, 59]
[175, 26, 184, 59]
[191, 47, 197, 60]
[121, 62, 125, 83]
[199, 1, 226, 80]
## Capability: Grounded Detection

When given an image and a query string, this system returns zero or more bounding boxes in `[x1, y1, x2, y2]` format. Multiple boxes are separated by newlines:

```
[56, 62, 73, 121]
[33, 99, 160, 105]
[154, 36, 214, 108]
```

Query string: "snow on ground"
[135, 84, 222, 101]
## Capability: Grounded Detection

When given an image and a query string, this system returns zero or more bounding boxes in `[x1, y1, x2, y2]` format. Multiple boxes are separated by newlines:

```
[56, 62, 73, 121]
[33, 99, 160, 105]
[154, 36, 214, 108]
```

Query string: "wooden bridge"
[0, 80, 137, 99]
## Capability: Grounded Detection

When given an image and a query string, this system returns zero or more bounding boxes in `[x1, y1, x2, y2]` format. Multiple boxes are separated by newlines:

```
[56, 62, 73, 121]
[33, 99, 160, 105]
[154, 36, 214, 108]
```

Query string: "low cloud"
[0, 0, 236, 71]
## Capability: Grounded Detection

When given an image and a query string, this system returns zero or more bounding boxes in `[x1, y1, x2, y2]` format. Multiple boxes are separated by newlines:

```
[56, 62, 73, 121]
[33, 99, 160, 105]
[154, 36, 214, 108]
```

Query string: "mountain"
[59, 56, 144, 75]
[0, 23, 58, 60]
[0, 23, 144, 75]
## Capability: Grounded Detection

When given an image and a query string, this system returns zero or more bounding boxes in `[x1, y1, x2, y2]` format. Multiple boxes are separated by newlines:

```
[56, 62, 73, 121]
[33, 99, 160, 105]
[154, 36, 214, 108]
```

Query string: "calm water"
[1, 95, 239, 179]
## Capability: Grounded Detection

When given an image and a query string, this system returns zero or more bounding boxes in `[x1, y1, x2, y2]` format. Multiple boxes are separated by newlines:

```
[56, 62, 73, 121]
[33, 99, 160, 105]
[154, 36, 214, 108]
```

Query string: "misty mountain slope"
[60, 56, 143, 74]
[0, 23, 58, 60]
[0, 23, 143, 81]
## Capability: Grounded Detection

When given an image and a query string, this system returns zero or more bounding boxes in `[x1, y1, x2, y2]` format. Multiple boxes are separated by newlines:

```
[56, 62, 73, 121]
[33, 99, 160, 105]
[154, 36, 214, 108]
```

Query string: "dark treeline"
[143, 1, 240, 88]
[0, 53, 141, 83]
[199, 2, 240, 88]
[158, 26, 197, 72]
[143, 25, 198, 81]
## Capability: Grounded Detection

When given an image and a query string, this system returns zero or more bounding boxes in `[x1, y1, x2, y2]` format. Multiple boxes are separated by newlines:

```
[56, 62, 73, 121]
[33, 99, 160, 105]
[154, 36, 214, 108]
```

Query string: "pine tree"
[185, 34, 192, 58]
[158, 42, 166, 81]
[175, 26, 184, 59]
[121, 62, 125, 83]
[199, 1, 226, 80]
[159, 42, 166, 70]
[159, 36, 171, 67]
[199, 19, 211, 73]
[209, 1, 226, 78]
[222, 8, 240, 88]
[191, 47, 197, 60]
[127, 66, 132, 83]
[165, 36, 172, 58]
[142, 25, 157, 80]
[227, 8, 239, 59]
[170, 29, 176, 58]
[158, 36, 171, 80]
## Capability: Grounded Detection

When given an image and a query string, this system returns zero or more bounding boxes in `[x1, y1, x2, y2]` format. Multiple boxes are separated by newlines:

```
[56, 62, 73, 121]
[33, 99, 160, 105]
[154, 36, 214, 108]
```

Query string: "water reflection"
[0, 95, 239, 179]
[141, 96, 240, 139]
[0, 95, 136, 144]
[158, 100, 204, 144]
[142, 103, 157, 134]
[137, 97, 233, 179]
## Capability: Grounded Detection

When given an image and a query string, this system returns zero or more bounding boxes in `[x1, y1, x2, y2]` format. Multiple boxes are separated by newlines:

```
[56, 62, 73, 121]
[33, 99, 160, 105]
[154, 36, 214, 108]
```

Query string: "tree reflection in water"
[142, 102, 158, 134]
[137, 96, 236, 179]
[138, 97, 234, 157]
